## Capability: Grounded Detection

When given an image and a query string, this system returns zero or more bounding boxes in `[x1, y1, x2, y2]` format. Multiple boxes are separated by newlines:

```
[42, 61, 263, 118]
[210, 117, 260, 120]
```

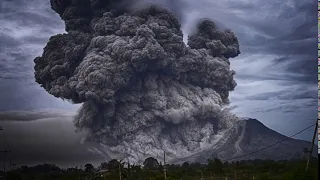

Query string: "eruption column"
[34, 0, 241, 163]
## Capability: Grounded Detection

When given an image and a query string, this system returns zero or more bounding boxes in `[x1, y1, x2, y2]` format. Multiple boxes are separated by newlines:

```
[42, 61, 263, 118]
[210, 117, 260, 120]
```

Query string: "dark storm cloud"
[235, 70, 316, 84]
[253, 103, 309, 114]
[3, 11, 61, 25]
[0, 33, 20, 48]
[180, 0, 317, 88]
[0, 82, 80, 111]
[245, 42, 317, 84]
[0, 0, 76, 110]
[246, 87, 317, 101]
[226, 0, 317, 119]
[240, 0, 317, 84]
[0, 0, 63, 81]
[254, 105, 300, 114]
[0, 110, 74, 121]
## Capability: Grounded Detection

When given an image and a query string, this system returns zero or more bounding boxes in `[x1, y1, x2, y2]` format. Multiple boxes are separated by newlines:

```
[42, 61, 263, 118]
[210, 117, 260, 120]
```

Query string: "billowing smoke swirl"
[34, 0, 240, 163]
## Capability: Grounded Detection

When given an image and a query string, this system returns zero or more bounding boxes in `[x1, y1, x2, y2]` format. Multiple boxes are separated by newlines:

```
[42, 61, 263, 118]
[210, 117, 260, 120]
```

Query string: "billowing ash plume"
[34, 0, 241, 163]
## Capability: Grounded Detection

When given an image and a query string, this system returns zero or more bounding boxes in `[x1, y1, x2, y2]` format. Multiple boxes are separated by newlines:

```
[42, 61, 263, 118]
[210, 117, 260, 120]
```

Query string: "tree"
[207, 159, 215, 171]
[223, 161, 229, 167]
[20, 166, 30, 173]
[213, 158, 224, 175]
[207, 158, 224, 175]
[84, 163, 95, 172]
[33, 164, 61, 174]
[99, 162, 108, 170]
[107, 159, 121, 171]
[181, 162, 190, 177]
[143, 157, 160, 170]
[182, 162, 190, 170]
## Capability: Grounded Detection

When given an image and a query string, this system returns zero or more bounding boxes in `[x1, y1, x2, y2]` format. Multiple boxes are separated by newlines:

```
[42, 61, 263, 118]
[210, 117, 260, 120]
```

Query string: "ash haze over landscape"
[0, 0, 317, 168]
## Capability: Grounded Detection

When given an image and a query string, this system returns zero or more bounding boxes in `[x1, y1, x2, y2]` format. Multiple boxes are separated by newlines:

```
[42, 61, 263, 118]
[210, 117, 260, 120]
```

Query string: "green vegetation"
[4, 157, 318, 180]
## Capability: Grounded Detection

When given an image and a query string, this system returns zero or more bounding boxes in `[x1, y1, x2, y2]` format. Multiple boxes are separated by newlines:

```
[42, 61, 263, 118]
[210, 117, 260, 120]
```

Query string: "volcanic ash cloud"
[34, 0, 241, 163]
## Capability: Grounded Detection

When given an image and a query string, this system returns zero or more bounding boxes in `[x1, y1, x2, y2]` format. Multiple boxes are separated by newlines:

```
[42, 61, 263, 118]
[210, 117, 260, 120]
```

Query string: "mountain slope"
[171, 118, 317, 163]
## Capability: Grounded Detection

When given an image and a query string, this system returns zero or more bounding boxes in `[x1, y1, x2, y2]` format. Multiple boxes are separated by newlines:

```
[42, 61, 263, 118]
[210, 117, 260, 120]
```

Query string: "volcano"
[171, 118, 317, 163]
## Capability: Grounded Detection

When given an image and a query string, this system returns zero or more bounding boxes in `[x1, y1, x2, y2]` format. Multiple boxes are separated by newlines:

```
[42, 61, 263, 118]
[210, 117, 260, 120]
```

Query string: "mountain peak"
[173, 117, 317, 163]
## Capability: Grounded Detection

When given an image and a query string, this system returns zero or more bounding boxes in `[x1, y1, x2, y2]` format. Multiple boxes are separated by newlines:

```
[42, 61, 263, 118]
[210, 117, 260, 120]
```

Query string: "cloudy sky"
[0, 0, 317, 168]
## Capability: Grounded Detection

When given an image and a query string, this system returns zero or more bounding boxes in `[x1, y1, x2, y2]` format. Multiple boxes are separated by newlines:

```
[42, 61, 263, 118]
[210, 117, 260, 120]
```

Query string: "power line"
[222, 122, 317, 161]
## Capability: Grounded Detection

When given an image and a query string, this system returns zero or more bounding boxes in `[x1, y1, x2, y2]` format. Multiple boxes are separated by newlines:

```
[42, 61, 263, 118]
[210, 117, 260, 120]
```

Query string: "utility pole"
[163, 151, 167, 180]
[234, 170, 237, 180]
[118, 160, 122, 180]
[128, 161, 131, 179]
[0, 149, 10, 180]
[0, 126, 9, 180]
[305, 121, 318, 172]
[8, 155, 12, 172]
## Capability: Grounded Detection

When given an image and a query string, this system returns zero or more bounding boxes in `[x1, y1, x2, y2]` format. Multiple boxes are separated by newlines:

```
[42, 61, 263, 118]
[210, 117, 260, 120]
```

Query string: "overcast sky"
[0, 0, 317, 168]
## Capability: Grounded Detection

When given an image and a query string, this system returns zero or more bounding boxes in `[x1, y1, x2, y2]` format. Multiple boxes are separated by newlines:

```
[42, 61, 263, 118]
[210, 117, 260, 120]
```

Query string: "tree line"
[3, 157, 318, 180]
